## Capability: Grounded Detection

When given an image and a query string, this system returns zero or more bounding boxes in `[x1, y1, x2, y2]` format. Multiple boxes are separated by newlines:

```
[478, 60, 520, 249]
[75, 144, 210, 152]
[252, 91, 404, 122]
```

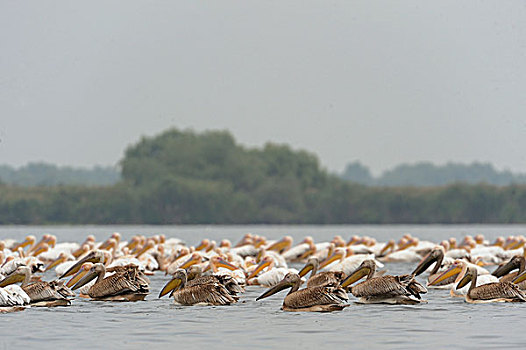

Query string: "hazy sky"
[1, 1, 526, 175]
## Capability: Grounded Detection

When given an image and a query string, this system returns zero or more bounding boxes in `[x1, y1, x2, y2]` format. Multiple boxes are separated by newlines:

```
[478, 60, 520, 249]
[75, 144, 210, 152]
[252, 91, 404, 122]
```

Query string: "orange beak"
[247, 258, 272, 279]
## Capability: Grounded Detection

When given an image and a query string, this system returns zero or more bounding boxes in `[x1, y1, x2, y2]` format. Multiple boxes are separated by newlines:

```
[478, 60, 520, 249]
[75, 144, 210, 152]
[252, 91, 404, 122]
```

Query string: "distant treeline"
[0, 163, 119, 187]
[2, 128, 526, 225]
[342, 161, 526, 187]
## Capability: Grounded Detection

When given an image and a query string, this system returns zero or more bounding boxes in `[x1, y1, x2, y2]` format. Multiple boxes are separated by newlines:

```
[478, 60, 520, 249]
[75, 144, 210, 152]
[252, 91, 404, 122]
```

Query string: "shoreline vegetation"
[2, 128, 526, 225]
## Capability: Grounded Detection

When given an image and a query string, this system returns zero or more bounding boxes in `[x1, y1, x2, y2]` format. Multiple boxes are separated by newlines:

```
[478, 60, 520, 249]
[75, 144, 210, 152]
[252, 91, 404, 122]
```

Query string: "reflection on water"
[1, 225, 526, 349]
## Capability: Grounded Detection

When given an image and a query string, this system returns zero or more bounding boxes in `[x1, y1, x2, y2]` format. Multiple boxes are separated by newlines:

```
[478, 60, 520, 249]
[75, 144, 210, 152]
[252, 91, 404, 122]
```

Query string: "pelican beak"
[66, 265, 90, 288]
[256, 280, 292, 301]
[125, 239, 139, 252]
[298, 261, 314, 278]
[379, 241, 395, 256]
[512, 270, 526, 284]
[59, 252, 101, 279]
[319, 251, 343, 269]
[340, 266, 370, 288]
[0, 272, 25, 287]
[45, 255, 66, 272]
[266, 237, 292, 253]
[159, 278, 182, 298]
[31, 244, 48, 257]
[247, 259, 272, 279]
[299, 247, 316, 260]
[456, 271, 472, 290]
[72, 247, 87, 259]
[412, 252, 437, 277]
[428, 264, 461, 286]
[71, 269, 97, 290]
[135, 243, 153, 259]
[214, 258, 239, 271]
[98, 238, 112, 250]
[179, 255, 202, 270]
[195, 241, 208, 251]
[11, 237, 33, 252]
[253, 238, 266, 248]
[509, 240, 525, 250]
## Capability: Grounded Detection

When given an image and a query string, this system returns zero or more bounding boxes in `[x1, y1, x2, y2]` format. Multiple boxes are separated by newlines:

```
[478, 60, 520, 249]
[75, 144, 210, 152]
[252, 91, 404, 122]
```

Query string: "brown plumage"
[298, 257, 346, 288]
[23, 280, 74, 303]
[72, 263, 149, 301]
[256, 273, 349, 312]
[160, 269, 237, 306]
[457, 266, 526, 303]
[186, 266, 244, 295]
[341, 260, 427, 304]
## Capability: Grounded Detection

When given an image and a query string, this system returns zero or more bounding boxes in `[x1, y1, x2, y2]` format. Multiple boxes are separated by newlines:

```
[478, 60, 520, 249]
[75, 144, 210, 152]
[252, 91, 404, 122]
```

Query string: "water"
[1, 225, 525, 350]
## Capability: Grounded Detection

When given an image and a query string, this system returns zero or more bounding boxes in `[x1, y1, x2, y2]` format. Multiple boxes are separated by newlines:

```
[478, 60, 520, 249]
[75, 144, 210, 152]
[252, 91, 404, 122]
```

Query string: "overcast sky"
[1, 1, 526, 175]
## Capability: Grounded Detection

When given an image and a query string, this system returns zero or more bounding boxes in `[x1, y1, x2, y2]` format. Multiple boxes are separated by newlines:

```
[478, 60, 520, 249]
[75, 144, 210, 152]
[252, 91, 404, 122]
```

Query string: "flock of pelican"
[1, 232, 526, 313]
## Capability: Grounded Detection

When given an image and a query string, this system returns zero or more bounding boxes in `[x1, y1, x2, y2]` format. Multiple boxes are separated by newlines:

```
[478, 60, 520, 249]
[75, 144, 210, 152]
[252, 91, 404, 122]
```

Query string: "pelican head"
[11, 235, 36, 251]
[209, 255, 239, 273]
[195, 239, 210, 251]
[45, 252, 68, 272]
[66, 262, 93, 288]
[266, 236, 293, 253]
[298, 257, 320, 278]
[474, 234, 485, 245]
[220, 239, 232, 249]
[159, 269, 187, 298]
[455, 266, 477, 290]
[256, 273, 301, 301]
[379, 239, 396, 257]
[412, 246, 445, 276]
[347, 235, 360, 246]
[0, 265, 31, 287]
[428, 260, 466, 286]
[340, 259, 376, 288]
[71, 263, 105, 291]
[247, 256, 274, 279]
[319, 248, 345, 269]
[492, 256, 525, 278]
[179, 253, 203, 270]
[59, 250, 106, 279]
[135, 239, 155, 258]
[492, 237, 505, 247]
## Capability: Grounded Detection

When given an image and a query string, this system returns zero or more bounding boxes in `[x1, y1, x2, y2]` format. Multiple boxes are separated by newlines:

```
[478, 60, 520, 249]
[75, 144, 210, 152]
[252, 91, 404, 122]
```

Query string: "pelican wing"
[88, 271, 147, 298]
[284, 285, 348, 309]
[351, 276, 409, 298]
[173, 283, 236, 305]
[470, 282, 526, 301]
[307, 272, 345, 288]
[23, 282, 67, 302]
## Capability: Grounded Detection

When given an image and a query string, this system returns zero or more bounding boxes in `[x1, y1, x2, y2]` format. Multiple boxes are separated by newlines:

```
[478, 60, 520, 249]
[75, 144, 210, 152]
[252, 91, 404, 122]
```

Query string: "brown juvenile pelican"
[298, 257, 345, 288]
[492, 256, 526, 289]
[159, 269, 237, 306]
[0, 265, 74, 306]
[450, 265, 526, 303]
[71, 263, 149, 301]
[256, 272, 349, 312]
[340, 260, 427, 304]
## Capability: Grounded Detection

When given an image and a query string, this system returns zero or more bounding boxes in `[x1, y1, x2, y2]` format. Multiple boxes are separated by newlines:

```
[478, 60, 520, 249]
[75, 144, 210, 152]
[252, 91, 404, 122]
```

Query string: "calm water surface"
[1, 225, 525, 350]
